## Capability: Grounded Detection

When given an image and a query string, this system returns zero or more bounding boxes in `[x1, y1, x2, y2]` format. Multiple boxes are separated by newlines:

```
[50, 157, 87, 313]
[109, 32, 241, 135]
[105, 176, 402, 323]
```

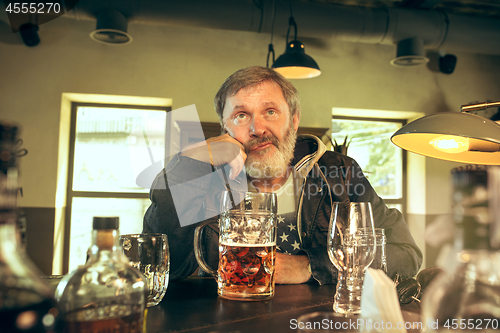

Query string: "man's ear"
[220, 119, 228, 134]
[292, 113, 300, 132]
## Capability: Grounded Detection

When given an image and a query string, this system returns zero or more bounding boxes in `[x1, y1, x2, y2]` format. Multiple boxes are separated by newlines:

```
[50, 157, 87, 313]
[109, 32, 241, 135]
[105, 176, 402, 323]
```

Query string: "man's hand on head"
[181, 134, 247, 180]
[275, 253, 311, 284]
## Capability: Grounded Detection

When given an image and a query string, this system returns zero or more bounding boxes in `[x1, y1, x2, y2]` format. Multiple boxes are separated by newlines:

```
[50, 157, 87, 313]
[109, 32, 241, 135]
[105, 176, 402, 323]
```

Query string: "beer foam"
[220, 242, 275, 247]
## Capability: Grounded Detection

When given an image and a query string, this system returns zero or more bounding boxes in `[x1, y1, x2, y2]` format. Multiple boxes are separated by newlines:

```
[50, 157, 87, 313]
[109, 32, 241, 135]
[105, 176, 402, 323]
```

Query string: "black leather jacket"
[143, 135, 422, 284]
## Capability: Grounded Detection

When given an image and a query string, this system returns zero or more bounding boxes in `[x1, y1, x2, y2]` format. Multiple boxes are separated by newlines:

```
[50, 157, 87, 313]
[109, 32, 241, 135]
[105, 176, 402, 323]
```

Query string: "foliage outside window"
[331, 117, 405, 212]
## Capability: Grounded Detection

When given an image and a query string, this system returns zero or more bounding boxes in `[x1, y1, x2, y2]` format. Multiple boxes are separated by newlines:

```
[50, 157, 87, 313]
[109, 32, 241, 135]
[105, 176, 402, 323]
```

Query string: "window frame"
[331, 115, 408, 218]
[62, 102, 171, 273]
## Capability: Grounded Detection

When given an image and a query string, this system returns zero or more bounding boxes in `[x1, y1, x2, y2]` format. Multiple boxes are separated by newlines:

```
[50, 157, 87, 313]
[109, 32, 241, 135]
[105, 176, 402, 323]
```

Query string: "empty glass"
[119, 233, 170, 307]
[370, 228, 387, 273]
[328, 202, 376, 314]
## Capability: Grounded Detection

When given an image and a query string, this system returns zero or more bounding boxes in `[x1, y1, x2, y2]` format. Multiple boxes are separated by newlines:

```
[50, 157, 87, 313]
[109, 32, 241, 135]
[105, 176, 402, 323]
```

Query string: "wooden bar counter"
[145, 277, 420, 333]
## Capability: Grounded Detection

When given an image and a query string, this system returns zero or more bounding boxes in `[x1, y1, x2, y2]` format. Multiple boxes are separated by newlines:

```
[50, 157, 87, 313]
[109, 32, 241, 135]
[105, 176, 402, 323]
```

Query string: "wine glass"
[328, 202, 376, 314]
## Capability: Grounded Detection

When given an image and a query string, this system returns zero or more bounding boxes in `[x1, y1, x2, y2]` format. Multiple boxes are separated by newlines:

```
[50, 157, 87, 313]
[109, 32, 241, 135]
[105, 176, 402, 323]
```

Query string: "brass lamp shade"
[272, 40, 321, 79]
[391, 112, 500, 165]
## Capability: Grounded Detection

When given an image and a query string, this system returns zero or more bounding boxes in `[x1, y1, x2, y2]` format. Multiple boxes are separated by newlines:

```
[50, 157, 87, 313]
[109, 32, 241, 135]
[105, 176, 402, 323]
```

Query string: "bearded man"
[143, 66, 422, 284]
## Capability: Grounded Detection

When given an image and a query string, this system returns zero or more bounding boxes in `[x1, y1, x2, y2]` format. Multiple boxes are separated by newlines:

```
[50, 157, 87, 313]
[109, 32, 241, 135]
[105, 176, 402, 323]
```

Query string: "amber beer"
[194, 191, 277, 301]
[218, 242, 276, 300]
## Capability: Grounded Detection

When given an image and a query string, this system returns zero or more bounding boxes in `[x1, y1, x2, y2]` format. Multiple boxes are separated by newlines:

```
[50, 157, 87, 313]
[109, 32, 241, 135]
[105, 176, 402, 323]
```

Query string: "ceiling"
[303, 0, 500, 19]
[2, 0, 500, 56]
[4, 0, 499, 29]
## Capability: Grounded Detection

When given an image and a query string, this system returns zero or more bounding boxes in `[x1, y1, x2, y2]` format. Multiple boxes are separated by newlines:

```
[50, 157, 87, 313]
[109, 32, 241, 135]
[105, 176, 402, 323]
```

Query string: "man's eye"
[267, 110, 277, 116]
[236, 113, 247, 119]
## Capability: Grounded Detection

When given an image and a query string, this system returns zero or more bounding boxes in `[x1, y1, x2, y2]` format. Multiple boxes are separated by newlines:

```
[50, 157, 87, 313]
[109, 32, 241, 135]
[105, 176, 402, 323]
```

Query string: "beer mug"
[194, 191, 277, 301]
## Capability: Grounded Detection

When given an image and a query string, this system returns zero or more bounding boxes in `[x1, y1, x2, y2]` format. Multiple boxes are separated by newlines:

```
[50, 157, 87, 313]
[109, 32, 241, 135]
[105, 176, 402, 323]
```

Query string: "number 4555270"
[444, 319, 499, 330]
[5, 2, 62, 14]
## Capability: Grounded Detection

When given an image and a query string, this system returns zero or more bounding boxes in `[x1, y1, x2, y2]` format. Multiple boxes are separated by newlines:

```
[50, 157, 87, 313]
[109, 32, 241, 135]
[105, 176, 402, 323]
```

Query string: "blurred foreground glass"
[0, 122, 63, 332]
[194, 191, 277, 301]
[422, 167, 500, 331]
[328, 202, 376, 314]
[120, 233, 170, 307]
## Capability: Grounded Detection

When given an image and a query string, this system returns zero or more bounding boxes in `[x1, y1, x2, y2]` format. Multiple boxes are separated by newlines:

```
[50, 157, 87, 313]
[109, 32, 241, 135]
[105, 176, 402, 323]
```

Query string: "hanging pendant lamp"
[272, 17, 320, 79]
[391, 102, 500, 165]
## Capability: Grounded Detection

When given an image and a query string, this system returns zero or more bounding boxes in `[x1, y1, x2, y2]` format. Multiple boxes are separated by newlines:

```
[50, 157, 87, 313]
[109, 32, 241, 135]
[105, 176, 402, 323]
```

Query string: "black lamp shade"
[272, 40, 321, 79]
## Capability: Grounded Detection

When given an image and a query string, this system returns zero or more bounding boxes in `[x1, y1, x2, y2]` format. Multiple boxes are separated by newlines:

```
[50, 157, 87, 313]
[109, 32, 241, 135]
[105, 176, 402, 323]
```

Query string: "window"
[331, 116, 406, 215]
[64, 103, 170, 273]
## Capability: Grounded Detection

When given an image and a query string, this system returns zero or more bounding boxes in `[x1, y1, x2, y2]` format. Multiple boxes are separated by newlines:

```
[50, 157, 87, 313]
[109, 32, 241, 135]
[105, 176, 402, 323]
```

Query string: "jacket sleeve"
[142, 154, 215, 280]
[348, 159, 423, 280]
[298, 173, 339, 285]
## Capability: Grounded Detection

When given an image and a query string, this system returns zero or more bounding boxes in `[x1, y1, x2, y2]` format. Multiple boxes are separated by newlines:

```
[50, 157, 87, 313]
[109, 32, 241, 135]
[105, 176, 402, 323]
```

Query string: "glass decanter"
[55, 217, 147, 333]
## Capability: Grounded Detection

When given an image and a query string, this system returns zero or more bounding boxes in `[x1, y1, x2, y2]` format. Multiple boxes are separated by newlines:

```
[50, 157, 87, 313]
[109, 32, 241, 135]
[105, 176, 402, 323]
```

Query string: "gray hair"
[214, 66, 300, 126]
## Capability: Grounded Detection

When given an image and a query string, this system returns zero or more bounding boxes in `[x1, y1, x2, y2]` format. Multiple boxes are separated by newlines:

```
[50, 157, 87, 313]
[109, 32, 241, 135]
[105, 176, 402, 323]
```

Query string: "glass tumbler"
[120, 233, 170, 307]
[370, 228, 387, 273]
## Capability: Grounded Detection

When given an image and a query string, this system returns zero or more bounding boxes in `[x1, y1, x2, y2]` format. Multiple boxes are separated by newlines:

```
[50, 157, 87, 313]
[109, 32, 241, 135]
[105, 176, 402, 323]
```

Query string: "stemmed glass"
[328, 202, 376, 314]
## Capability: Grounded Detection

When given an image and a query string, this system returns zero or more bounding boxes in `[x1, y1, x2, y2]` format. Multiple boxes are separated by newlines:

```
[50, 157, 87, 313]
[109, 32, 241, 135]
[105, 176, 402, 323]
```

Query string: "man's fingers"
[208, 134, 245, 153]
[274, 253, 311, 284]
[183, 134, 246, 177]
[228, 150, 246, 180]
[210, 141, 245, 167]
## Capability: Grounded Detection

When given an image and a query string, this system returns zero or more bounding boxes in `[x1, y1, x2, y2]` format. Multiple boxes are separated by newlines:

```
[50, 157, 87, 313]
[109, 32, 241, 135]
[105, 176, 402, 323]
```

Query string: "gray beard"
[244, 127, 297, 179]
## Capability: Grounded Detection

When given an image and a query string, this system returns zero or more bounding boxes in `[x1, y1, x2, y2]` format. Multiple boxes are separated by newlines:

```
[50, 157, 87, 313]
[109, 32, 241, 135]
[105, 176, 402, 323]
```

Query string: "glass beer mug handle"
[194, 220, 217, 277]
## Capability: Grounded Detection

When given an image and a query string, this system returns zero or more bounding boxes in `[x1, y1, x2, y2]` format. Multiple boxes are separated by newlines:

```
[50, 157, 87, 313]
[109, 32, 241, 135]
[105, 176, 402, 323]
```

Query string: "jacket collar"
[292, 134, 327, 178]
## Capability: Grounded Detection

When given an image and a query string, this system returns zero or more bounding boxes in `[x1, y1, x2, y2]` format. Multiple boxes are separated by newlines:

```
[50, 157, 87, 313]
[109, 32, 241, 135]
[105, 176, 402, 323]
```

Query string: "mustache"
[243, 135, 280, 154]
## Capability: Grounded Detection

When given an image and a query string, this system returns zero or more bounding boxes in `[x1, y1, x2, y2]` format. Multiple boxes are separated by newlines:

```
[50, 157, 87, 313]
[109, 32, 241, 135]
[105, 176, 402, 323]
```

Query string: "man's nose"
[250, 117, 267, 137]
